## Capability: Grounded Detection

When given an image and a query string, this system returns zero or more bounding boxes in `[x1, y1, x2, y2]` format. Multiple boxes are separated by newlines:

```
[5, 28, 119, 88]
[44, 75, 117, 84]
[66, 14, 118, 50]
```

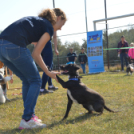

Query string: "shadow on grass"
[0, 128, 43, 134]
[80, 73, 101, 77]
[0, 97, 22, 105]
[123, 74, 132, 76]
[47, 113, 98, 129]
[0, 113, 98, 134]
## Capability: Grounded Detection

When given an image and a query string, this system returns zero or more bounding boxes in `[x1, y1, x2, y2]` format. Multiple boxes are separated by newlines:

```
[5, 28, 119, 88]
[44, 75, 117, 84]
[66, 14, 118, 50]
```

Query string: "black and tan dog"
[126, 63, 134, 75]
[0, 67, 11, 103]
[56, 64, 116, 120]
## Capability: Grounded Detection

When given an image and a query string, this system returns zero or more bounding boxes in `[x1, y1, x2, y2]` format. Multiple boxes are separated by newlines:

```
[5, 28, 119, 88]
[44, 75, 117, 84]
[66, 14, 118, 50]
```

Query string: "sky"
[0, 0, 134, 45]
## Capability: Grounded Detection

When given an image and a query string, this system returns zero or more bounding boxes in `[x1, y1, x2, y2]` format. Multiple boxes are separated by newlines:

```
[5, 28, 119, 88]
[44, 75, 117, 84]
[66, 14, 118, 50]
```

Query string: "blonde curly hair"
[38, 8, 67, 25]
[53, 8, 67, 21]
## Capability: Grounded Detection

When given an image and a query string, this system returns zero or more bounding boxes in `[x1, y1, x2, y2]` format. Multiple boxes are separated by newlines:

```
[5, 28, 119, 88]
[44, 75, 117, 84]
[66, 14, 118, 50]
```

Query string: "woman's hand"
[55, 49, 59, 55]
[47, 71, 60, 82]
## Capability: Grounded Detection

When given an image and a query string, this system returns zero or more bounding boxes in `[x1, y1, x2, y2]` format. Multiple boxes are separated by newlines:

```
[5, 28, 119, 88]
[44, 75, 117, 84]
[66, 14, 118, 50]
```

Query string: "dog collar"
[66, 62, 75, 65]
[69, 78, 79, 81]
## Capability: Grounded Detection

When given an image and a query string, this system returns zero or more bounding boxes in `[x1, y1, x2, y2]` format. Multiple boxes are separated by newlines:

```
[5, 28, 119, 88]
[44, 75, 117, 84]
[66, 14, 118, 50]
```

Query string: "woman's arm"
[53, 32, 59, 55]
[32, 33, 60, 81]
[32, 32, 59, 55]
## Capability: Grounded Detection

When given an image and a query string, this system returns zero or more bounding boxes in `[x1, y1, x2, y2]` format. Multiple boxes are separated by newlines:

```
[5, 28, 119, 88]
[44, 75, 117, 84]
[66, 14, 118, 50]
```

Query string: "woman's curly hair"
[38, 8, 67, 25]
[53, 8, 67, 21]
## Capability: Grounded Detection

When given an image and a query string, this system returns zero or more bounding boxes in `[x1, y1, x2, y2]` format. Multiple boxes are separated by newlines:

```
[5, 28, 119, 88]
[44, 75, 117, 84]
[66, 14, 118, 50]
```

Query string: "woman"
[0, 8, 67, 129]
[128, 42, 134, 64]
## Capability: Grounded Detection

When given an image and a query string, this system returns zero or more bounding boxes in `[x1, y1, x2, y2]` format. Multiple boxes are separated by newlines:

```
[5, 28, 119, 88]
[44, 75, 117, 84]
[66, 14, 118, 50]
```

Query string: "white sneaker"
[19, 118, 46, 129]
[32, 115, 42, 123]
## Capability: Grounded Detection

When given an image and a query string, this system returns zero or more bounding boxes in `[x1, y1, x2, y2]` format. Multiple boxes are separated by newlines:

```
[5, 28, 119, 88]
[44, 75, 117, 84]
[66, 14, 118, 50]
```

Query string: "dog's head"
[60, 64, 81, 77]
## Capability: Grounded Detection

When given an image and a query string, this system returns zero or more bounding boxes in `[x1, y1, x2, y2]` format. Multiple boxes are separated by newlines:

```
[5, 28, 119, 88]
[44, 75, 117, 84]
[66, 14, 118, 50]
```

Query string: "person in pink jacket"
[128, 42, 134, 63]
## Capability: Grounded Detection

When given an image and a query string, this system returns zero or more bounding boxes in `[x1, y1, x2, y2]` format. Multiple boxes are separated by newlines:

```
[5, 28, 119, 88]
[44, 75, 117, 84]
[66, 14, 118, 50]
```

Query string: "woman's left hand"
[47, 71, 60, 82]
[55, 49, 59, 55]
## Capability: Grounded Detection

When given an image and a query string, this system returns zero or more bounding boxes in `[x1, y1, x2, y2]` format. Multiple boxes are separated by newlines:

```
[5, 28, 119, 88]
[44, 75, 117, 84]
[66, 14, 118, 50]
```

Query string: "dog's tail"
[104, 105, 115, 113]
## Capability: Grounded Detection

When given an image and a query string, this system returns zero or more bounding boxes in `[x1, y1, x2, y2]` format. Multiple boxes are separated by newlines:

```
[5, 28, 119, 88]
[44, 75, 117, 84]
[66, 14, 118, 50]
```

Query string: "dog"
[0, 67, 12, 103]
[56, 64, 116, 120]
[126, 63, 134, 75]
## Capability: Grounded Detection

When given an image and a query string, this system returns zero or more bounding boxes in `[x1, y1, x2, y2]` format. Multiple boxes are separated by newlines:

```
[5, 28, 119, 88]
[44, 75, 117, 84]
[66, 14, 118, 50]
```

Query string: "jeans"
[41, 41, 53, 89]
[0, 39, 41, 120]
[120, 53, 128, 70]
[81, 63, 86, 74]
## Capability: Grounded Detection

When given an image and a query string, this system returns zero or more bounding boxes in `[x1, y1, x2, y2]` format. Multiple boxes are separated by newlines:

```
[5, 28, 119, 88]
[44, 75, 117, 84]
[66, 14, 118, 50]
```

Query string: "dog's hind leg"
[62, 95, 73, 120]
[82, 104, 93, 114]
[92, 101, 104, 114]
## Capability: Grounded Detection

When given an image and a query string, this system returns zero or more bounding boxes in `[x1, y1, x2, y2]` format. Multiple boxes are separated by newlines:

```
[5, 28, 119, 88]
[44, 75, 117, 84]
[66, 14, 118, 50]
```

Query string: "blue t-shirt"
[0, 16, 53, 47]
[41, 40, 52, 55]
[67, 52, 77, 62]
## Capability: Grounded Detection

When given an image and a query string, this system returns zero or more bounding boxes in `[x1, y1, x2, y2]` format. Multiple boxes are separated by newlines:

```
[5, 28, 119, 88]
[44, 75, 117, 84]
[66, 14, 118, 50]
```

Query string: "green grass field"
[0, 72, 134, 134]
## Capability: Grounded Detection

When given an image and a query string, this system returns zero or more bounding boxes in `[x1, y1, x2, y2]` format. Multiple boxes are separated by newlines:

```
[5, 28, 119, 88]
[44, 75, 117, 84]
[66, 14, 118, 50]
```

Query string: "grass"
[0, 71, 134, 134]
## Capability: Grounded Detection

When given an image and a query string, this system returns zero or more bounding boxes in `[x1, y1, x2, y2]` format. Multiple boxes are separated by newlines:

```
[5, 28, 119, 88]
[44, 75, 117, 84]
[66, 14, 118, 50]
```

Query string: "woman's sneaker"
[32, 114, 42, 123]
[19, 118, 46, 129]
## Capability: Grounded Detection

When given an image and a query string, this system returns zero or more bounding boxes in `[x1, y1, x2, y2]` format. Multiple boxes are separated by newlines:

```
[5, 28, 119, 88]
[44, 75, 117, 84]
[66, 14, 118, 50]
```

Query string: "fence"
[52, 55, 122, 71]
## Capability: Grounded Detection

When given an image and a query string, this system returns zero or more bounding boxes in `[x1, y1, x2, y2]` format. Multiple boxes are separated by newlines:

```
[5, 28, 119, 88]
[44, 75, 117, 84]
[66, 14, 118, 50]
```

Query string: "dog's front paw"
[88, 111, 93, 114]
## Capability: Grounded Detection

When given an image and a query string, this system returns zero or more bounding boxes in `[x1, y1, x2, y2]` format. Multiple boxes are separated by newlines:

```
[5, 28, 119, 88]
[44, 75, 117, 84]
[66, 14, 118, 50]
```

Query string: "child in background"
[128, 42, 134, 64]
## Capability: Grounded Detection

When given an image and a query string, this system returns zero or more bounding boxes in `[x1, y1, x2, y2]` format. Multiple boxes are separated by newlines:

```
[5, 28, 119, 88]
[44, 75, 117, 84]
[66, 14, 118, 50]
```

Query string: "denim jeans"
[81, 63, 86, 74]
[120, 53, 128, 71]
[41, 41, 53, 89]
[0, 39, 41, 120]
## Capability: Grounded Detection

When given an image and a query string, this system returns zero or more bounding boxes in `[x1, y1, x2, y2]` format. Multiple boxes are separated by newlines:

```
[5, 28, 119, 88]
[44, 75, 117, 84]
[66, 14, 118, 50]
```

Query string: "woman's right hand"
[47, 71, 60, 82]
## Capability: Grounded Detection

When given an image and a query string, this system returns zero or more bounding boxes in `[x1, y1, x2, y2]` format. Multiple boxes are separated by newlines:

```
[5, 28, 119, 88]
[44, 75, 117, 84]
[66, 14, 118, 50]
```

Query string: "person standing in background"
[78, 47, 87, 74]
[66, 47, 77, 63]
[40, 39, 58, 94]
[127, 42, 134, 64]
[117, 36, 129, 71]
